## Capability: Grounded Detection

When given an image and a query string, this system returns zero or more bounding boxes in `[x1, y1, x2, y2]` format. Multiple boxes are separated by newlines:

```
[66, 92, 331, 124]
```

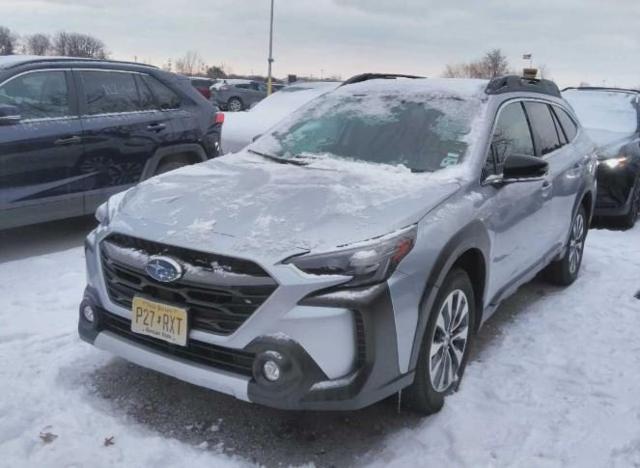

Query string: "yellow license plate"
[131, 297, 188, 346]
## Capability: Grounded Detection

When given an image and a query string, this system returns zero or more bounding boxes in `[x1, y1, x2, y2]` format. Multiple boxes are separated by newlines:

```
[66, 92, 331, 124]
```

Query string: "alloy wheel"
[228, 99, 242, 112]
[428, 289, 470, 393]
[568, 212, 585, 275]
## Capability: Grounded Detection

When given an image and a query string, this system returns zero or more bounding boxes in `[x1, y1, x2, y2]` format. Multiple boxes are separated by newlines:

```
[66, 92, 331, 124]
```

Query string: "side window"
[142, 75, 181, 110]
[134, 74, 156, 111]
[487, 102, 535, 176]
[81, 71, 141, 115]
[0, 71, 70, 120]
[554, 107, 578, 142]
[523, 102, 562, 155]
[236, 84, 250, 90]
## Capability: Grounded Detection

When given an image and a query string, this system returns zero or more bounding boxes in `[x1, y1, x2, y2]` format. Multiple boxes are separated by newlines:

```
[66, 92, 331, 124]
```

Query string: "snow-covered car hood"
[584, 127, 638, 158]
[110, 152, 463, 264]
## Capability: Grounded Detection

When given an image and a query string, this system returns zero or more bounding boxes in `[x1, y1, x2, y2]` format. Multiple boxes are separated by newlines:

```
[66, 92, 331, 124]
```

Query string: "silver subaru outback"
[79, 74, 597, 414]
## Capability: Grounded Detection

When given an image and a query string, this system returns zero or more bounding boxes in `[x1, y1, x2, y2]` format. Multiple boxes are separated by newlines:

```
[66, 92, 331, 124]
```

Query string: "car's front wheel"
[404, 268, 475, 415]
[545, 205, 587, 286]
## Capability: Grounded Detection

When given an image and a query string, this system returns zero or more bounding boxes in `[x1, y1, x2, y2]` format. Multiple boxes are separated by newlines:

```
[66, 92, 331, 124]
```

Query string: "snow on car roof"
[0, 55, 44, 68]
[336, 77, 490, 99]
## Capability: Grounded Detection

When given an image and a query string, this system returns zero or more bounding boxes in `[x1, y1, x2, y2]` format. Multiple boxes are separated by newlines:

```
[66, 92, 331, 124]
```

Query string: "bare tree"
[175, 51, 201, 76]
[482, 49, 510, 78]
[442, 49, 512, 79]
[0, 26, 17, 55]
[53, 31, 108, 58]
[24, 33, 51, 56]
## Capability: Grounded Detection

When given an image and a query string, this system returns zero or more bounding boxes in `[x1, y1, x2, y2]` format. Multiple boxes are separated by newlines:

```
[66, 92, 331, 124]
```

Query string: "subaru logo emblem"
[145, 256, 183, 283]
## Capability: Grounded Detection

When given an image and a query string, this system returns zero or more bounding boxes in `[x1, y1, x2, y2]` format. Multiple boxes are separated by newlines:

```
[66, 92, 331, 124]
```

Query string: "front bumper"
[80, 229, 414, 410]
[595, 162, 637, 216]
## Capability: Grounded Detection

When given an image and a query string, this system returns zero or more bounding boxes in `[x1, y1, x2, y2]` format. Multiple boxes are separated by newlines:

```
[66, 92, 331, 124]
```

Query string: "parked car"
[79, 74, 596, 414]
[221, 81, 340, 153]
[212, 81, 271, 111]
[0, 55, 223, 230]
[188, 76, 216, 100]
[562, 87, 640, 227]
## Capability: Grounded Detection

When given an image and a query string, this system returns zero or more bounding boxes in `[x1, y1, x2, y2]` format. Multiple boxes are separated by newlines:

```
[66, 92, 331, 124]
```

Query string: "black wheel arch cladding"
[408, 220, 490, 371]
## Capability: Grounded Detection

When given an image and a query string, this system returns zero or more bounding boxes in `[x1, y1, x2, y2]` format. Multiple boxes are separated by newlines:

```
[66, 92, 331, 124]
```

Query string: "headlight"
[95, 201, 109, 225]
[95, 189, 131, 226]
[599, 156, 628, 169]
[286, 225, 417, 287]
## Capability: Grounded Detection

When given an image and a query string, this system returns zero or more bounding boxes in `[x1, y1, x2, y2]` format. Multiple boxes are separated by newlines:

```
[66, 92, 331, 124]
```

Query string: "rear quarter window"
[554, 107, 579, 142]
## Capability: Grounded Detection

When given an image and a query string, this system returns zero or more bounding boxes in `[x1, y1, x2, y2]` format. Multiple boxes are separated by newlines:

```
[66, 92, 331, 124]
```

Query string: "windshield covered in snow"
[563, 89, 639, 134]
[249, 85, 484, 172]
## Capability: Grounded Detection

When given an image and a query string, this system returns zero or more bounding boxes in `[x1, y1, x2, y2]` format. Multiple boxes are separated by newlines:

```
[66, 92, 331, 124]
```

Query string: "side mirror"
[486, 154, 548, 185]
[0, 104, 21, 125]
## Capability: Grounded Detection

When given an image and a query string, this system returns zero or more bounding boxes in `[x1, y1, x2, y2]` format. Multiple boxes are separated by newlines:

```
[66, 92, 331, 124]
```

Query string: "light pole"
[267, 0, 275, 95]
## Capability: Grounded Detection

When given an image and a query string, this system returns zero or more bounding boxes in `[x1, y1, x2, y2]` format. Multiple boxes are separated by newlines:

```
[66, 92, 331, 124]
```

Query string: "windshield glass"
[249, 86, 484, 172]
[563, 89, 638, 134]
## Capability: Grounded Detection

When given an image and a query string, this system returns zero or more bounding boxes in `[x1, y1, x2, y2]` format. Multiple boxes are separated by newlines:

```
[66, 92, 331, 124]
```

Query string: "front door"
[481, 101, 554, 305]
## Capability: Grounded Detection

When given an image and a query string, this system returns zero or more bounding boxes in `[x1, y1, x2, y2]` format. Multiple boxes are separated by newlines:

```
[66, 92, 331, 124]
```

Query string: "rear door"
[523, 101, 582, 248]
[74, 69, 176, 213]
[0, 69, 84, 229]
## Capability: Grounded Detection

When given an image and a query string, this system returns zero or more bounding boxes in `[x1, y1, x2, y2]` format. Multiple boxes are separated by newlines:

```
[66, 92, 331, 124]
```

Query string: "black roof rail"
[5, 56, 158, 70]
[562, 86, 640, 95]
[485, 75, 561, 98]
[340, 73, 425, 87]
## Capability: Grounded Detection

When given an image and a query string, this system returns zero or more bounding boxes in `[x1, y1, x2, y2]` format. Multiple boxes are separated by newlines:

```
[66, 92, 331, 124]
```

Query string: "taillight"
[215, 113, 225, 125]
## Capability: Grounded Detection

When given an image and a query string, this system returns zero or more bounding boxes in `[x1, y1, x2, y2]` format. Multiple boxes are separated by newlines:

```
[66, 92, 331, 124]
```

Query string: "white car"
[221, 81, 340, 154]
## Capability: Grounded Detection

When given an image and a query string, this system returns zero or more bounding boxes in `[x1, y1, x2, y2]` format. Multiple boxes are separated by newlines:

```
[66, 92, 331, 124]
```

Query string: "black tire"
[545, 205, 587, 286]
[155, 158, 190, 175]
[227, 97, 243, 112]
[619, 177, 640, 229]
[404, 268, 476, 415]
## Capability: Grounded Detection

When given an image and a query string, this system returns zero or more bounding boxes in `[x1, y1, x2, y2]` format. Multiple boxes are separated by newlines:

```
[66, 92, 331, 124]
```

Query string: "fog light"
[82, 304, 95, 323]
[263, 360, 281, 382]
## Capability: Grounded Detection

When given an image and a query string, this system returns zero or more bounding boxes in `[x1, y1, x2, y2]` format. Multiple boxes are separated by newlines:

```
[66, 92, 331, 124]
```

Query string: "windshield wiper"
[248, 149, 308, 166]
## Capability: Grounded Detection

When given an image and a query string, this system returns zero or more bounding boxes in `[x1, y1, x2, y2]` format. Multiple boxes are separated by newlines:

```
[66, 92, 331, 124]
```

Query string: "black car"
[563, 87, 640, 228]
[0, 56, 223, 230]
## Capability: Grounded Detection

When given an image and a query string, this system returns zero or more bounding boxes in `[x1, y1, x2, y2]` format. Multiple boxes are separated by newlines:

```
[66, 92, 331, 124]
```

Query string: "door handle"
[54, 135, 82, 145]
[541, 179, 553, 195]
[146, 123, 167, 132]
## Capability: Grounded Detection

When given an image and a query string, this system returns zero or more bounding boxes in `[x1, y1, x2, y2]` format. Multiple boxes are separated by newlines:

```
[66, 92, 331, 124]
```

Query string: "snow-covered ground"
[0, 222, 638, 467]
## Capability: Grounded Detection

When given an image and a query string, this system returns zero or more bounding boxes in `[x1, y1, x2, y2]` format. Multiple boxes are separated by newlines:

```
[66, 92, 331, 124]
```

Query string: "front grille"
[100, 234, 278, 335]
[100, 310, 255, 376]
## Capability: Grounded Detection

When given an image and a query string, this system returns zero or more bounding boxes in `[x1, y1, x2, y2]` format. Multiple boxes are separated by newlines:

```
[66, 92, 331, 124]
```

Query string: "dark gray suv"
[80, 74, 597, 414]
[0, 55, 223, 230]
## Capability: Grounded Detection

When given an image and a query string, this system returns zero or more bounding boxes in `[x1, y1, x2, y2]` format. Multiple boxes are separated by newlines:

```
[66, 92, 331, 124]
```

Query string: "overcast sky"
[2, 0, 639, 87]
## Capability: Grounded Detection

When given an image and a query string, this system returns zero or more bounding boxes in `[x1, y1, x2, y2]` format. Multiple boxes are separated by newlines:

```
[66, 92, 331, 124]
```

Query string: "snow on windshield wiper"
[247, 149, 308, 166]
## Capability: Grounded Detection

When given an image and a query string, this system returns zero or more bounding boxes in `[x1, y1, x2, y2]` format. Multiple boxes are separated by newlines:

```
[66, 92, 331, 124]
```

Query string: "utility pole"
[267, 0, 275, 95]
